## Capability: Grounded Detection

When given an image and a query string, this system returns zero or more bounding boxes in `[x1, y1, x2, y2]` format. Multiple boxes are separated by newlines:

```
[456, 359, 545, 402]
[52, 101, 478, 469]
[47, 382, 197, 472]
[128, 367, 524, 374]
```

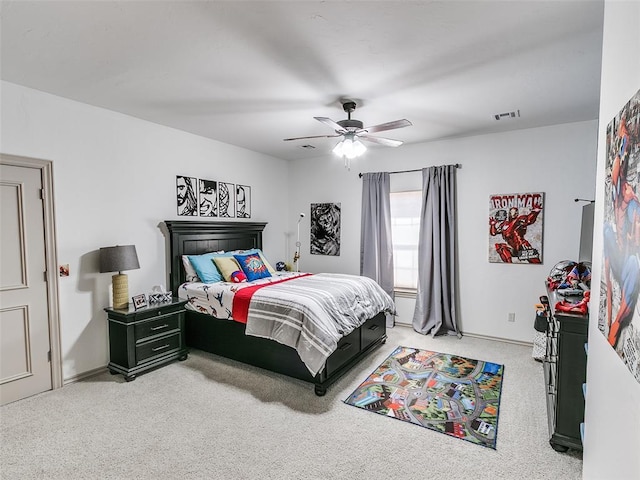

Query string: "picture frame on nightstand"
[132, 293, 147, 310]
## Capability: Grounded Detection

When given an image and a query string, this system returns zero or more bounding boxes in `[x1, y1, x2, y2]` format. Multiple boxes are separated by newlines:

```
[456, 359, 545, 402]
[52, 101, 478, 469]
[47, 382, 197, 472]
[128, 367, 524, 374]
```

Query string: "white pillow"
[182, 251, 224, 282]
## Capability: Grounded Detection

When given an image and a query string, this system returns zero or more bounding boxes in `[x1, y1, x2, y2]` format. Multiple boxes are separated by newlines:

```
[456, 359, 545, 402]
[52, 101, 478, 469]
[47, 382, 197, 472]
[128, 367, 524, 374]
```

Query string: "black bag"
[534, 312, 548, 332]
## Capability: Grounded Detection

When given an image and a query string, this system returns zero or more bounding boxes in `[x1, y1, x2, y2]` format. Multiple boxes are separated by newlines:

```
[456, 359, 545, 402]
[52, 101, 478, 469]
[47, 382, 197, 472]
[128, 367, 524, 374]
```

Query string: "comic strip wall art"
[218, 182, 235, 218]
[236, 185, 251, 218]
[176, 175, 198, 216]
[199, 179, 217, 217]
[599, 88, 640, 384]
[310, 203, 341, 256]
[488, 192, 544, 264]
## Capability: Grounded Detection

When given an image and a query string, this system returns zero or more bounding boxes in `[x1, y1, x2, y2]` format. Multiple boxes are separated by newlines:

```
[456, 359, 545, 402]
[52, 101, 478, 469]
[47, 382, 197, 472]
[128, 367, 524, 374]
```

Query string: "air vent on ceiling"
[300, 144, 316, 149]
[493, 110, 521, 121]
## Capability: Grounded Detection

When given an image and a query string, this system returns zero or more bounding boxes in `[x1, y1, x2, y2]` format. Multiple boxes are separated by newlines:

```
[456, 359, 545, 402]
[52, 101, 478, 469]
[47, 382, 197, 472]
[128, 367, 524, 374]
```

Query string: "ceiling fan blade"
[359, 135, 403, 147]
[283, 134, 341, 141]
[360, 119, 412, 134]
[314, 117, 347, 133]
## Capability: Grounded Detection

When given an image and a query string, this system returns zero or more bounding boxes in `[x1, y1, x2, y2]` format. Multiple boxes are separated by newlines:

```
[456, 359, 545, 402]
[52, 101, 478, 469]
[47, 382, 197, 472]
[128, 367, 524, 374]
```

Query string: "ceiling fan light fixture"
[333, 133, 367, 160]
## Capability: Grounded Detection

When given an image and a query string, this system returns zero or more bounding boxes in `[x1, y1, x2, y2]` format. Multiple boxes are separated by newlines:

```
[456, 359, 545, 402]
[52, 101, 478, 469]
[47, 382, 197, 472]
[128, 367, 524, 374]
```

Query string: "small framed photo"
[132, 294, 147, 310]
[148, 292, 172, 304]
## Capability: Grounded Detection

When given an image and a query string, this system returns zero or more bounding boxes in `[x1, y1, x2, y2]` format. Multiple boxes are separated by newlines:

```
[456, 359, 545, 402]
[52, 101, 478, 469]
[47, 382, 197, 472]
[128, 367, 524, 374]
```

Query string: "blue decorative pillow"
[231, 248, 276, 274]
[233, 253, 272, 282]
[187, 251, 231, 283]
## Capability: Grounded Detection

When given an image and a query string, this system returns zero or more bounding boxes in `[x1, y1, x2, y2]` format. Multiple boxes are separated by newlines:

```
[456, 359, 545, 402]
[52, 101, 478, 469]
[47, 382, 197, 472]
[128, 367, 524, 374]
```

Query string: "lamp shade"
[99, 245, 140, 273]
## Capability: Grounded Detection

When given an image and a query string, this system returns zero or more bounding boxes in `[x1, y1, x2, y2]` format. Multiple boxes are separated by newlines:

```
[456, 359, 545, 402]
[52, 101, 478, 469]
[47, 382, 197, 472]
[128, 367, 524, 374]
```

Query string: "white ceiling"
[1, 1, 604, 161]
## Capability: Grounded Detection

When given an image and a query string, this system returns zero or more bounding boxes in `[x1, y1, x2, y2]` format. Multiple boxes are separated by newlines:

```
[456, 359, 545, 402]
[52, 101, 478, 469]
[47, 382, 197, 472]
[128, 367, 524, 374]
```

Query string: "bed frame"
[163, 220, 387, 396]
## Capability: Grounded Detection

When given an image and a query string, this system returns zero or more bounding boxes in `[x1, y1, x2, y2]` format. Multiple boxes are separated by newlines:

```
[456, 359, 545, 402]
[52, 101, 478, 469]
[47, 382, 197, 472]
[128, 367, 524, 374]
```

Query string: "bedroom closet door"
[0, 157, 59, 405]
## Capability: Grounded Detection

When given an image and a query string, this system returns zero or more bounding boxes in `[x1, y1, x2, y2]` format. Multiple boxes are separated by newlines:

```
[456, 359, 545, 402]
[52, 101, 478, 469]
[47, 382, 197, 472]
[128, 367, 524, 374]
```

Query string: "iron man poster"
[488, 192, 544, 264]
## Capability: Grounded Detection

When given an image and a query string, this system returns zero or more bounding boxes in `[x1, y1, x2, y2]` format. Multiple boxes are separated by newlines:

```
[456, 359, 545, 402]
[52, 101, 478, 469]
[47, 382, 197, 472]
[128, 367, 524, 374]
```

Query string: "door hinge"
[40, 188, 45, 200]
[44, 270, 48, 282]
[47, 351, 51, 362]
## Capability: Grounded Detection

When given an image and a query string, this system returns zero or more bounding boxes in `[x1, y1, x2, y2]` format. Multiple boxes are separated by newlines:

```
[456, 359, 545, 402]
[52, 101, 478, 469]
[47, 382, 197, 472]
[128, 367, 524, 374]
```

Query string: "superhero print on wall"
[310, 203, 341, 256]
[488, 192, 544, 264]
[600, 88, 640, 384]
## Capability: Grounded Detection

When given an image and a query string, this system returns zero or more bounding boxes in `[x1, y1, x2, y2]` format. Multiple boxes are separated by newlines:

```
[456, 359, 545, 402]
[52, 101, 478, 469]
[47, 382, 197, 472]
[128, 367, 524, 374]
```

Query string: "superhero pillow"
[233, 253, 272, 282]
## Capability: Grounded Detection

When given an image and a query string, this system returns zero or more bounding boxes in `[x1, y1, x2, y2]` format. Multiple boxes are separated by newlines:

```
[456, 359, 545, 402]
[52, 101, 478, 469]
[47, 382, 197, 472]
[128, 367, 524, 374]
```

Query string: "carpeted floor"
[0, 325, 582, 479]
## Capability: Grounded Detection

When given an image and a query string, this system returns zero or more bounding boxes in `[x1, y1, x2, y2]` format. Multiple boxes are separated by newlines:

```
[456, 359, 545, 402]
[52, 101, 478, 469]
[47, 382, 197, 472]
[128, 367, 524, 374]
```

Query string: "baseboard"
[393, 321, 533, 347]
[63, 366, 108, 385]
[460, 332, 533, 347]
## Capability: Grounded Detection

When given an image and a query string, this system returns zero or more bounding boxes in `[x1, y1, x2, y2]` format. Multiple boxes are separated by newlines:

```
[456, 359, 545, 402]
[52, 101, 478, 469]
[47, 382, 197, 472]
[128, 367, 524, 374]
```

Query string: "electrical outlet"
[508, 313, 516, 322]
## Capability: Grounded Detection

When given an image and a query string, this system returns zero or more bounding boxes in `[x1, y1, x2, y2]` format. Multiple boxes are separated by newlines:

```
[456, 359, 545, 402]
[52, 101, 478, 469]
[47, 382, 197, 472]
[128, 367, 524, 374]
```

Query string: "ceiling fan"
[283, 100, 412, 157]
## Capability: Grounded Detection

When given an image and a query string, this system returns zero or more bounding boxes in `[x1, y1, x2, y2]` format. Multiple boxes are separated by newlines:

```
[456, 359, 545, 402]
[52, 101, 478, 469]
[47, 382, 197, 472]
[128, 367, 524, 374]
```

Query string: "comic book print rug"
[344, 346, 504, 449]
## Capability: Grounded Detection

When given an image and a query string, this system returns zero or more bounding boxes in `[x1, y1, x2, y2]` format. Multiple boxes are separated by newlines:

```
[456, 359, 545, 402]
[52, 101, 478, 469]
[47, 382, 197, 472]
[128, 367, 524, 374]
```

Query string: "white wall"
[1, 81, 290, 380]
[583, 1, 640, 479]
[289, 120, 598, 343]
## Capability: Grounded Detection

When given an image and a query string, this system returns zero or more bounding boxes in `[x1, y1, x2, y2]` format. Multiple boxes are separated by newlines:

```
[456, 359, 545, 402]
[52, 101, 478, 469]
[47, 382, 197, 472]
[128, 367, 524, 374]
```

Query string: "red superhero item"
[555, 290, 590, 316]
[490, 206, 542, 263]
[603, 116, 640, 348]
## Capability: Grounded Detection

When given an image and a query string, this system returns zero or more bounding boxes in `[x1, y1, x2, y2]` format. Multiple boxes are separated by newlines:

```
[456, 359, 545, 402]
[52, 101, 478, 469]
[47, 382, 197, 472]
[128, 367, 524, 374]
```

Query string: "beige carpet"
[0, 325, 582, 480]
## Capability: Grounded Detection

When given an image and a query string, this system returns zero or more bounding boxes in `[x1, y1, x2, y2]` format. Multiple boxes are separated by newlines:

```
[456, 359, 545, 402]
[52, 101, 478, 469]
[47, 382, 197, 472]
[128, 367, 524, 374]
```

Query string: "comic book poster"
[488, 192, 544, 264]
[599, 88, 640, 384]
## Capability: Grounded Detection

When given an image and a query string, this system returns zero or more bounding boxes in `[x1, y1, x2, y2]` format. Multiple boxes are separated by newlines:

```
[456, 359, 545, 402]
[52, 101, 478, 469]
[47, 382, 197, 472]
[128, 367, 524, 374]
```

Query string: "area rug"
[344, 346, 504, 449]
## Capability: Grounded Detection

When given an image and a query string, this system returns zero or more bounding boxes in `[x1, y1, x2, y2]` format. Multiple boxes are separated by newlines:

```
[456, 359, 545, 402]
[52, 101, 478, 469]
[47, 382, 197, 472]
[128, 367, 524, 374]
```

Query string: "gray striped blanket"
[244, 273, 395, 376]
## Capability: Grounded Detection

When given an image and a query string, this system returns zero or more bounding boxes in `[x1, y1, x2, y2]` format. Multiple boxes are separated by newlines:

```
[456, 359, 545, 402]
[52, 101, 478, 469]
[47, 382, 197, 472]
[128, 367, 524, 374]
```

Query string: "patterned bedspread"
[179, 272, 306, 319]
[179, 273, 395, 376]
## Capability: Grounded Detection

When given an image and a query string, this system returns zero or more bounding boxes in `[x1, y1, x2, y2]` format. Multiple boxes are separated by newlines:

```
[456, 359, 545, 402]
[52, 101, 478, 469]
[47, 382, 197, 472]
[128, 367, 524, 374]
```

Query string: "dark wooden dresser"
[105, 298, 188, 381]
[543, 291, 589, 452]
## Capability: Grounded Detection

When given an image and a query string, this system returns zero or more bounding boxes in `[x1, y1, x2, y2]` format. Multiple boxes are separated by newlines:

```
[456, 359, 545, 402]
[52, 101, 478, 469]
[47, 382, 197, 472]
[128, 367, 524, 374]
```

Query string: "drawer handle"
[152, 344, 170, 352]
[369, 325, 379, 331]
[150, 324, 169, 331]
[338, 342, 352, 351]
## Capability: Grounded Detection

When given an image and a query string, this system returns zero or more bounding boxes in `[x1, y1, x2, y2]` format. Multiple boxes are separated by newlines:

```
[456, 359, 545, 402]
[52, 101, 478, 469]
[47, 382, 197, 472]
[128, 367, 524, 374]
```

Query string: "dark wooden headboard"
[163, 220, 267, 296]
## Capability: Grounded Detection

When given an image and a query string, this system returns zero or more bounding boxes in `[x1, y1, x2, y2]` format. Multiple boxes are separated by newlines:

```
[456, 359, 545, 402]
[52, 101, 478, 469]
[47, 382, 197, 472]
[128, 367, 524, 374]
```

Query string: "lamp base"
[112, 273, 129, 309]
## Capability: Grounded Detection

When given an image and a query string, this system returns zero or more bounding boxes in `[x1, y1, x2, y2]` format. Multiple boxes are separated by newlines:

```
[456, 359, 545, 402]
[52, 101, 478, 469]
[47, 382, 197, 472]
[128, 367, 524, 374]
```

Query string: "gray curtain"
[412, 165, 459, 337]
[360, 172, 395, 327]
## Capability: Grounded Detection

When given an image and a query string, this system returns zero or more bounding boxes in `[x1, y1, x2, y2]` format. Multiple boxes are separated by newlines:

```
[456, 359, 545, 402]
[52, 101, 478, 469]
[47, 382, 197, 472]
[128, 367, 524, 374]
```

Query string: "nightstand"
[104, 298, 188, 381]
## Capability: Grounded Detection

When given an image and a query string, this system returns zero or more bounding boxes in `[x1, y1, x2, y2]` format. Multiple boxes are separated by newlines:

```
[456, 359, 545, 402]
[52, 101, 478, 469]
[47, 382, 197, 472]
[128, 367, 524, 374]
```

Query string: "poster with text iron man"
[489, 192, 544, 264]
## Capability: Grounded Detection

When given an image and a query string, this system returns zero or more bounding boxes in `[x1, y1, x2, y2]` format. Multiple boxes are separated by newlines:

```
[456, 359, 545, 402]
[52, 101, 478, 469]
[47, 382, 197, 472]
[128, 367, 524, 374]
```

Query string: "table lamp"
[100, 245, 140, 309]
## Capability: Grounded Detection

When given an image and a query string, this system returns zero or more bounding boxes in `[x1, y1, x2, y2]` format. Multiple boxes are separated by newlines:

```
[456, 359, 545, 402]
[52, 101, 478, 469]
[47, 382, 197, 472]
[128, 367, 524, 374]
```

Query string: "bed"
[163, 220, 390, 395]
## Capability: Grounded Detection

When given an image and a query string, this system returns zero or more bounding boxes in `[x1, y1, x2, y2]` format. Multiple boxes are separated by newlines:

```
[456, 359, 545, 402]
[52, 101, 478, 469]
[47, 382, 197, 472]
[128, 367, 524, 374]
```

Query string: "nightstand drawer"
[137, 333, 181, 363]
[134, 302, 185, 321]
[135, 314, 180, 341]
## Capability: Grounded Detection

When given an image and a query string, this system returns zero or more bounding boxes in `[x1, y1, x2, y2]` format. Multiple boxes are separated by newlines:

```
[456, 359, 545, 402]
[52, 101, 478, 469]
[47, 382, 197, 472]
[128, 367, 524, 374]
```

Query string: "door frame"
[1, 153, 63, 390]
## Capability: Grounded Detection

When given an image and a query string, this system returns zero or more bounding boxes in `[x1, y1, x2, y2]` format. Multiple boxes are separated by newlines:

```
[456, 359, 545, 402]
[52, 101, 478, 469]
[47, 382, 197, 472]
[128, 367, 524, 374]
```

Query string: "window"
[390, 190, 422, 291]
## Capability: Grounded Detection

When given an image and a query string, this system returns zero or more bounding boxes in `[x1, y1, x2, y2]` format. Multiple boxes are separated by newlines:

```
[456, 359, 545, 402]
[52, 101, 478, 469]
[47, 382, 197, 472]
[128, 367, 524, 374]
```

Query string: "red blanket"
[231, 274, 312, 323]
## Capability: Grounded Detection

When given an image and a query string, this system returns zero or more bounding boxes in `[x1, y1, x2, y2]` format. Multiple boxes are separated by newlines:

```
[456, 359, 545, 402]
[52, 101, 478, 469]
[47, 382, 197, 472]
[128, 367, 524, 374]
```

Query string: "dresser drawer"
[361, 313, 386, 349]
[326, 328, 360, 376]
[135, 314, 181, 341]
[136, 333, 181, 363]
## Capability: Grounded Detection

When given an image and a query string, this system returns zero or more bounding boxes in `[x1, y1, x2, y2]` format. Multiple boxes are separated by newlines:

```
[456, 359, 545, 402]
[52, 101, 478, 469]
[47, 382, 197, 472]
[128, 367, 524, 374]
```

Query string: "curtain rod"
[358, 163, 461, 178]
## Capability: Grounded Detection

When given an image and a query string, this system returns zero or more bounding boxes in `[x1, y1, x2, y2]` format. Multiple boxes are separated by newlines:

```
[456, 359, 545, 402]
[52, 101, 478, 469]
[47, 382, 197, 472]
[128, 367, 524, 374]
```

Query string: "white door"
[0, 163, 53, 405]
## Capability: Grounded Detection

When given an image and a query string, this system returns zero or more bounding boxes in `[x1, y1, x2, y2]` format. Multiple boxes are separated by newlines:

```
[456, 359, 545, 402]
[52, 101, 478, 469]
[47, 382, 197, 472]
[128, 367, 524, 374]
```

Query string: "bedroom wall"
[288, 120, 598, 343]
[1, 81, 290, 381]
[582, 1, 640, 478]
